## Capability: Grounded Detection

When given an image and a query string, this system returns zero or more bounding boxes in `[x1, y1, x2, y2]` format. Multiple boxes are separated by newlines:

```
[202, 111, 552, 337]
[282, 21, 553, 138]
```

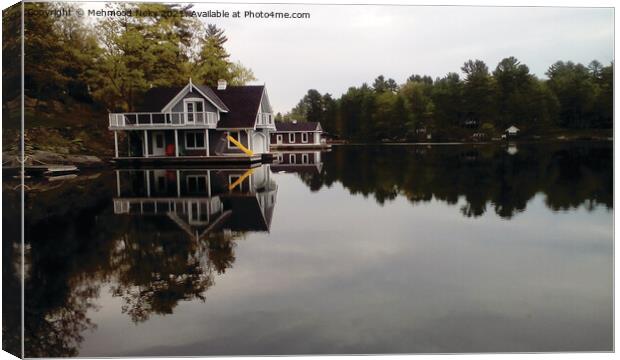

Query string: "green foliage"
[287, 57, 613, 142]
[5, 4, 257, 114]
[192, 24, 256, 87]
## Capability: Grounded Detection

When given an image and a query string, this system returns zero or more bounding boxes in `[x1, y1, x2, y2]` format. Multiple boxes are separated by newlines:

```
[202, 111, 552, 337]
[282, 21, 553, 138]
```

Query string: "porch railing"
[109, 112, 218, 128]
[256, 113, 274, 127]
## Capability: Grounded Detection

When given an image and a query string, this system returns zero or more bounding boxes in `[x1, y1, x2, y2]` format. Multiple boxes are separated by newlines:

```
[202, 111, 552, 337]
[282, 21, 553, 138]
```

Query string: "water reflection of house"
[113, 165, 277, 239]
[271, 151, 323, 174]
[503, 125, 520, 138]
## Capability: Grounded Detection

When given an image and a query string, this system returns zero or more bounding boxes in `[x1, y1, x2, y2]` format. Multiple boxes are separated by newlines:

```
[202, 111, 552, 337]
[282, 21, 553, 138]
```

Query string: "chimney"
[217, 79, 227, 90]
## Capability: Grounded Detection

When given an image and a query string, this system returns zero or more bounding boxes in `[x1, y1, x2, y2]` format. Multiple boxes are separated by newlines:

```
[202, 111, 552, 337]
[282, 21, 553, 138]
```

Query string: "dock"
[112, 154, 264, 168]
[3, 165, 79, 178]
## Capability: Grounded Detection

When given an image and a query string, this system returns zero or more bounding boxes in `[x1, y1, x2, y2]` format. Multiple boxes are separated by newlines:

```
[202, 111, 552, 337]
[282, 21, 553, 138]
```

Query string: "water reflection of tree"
[107, 225, 242, 323]
[3, 185, 23, 358]
[108, 219, 224, 323]
[299, 143, 612, 218]
[14, 173, 245, 356]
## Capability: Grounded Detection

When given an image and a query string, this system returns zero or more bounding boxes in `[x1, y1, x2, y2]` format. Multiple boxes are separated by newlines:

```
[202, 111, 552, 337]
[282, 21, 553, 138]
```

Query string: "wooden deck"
[112, 154, 265, 168]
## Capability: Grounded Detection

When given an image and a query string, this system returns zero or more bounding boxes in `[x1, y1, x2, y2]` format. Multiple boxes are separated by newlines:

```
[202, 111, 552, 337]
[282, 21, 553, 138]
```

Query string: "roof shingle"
[135, 83, 265, 129]
[215, 86, 265, 129]
[274, 121, 321, 132]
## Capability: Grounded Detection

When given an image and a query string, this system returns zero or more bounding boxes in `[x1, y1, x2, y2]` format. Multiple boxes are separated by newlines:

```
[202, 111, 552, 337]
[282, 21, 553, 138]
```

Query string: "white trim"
[183, 98, 205, 124]
[301, 132, 308, 143]
[205, 129, 210, 156]
[251, 87, 265, 130]
[114, 131, 118, 158]
[227, 131, 242, 149]
[174, 129, 179, 157]
[289, 154, 296, 164]
[288, 133, 295, 143]
[228, 174, 243, 191]
[276, 134, 283, 144]
[161, 81, 228, 113]
[273, 130, 321, 133]
[143, 130, 149, 158]
[184, 130, 207, 149]
[251, 131, 267, 153]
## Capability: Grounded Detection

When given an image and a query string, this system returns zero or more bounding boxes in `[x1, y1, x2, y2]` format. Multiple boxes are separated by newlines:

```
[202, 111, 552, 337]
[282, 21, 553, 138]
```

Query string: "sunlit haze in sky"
[81, 3, 614, 112]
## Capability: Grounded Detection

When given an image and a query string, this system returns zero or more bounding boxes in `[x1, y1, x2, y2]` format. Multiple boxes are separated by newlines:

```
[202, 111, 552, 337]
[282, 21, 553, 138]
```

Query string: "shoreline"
[330, 138, 613, 146]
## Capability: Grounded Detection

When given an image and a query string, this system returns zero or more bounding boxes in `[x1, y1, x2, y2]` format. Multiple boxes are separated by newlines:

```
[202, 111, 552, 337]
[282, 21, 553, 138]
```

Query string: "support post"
[176, 170, 181, 197]
[116, 170, 121, 197]
[146, 170, 151, 197]
[114, 131, 119, 158]
[143, 130, 149, 158]
[174, 129, 179, 157]
[205, 129, 209, 156]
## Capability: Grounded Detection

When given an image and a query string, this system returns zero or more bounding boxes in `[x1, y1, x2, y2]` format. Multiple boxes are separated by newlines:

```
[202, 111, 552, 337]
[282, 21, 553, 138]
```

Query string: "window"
[185, 131, 205, 149]
[184, 98, 205, 124]
[229, 175, 244, 191]
[227, 131, 242, 149]
[187, 175, 208, 193]
[188, 201, 208, 224]
[276, 134, 283, 144]
[289, 154, 296, 164]
[289, 133, 295, 143]
[302, 154, 309, 164]
[301, 132, 308, 143]
[155, 134, 164, 148]
[186, 103, 194, 123]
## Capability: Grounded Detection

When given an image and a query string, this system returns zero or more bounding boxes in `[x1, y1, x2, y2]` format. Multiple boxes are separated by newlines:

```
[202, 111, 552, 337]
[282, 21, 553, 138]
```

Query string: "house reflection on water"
[108, 165, 278, 323]
[113, 165, 278, 240]
[271, 150, 324, 174]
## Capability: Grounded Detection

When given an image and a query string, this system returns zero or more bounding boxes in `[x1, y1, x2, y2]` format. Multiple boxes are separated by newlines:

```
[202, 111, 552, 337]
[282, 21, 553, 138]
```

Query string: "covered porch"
[112, 128, 267, 163]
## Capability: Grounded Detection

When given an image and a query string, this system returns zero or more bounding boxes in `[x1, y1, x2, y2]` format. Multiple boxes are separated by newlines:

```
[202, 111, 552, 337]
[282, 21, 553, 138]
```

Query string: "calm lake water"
[3, 142, 613, 357]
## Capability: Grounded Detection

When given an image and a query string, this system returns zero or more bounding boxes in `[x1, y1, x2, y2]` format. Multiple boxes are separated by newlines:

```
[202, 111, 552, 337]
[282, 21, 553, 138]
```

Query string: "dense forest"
[2, 2, 614, 154]
[3, 2, 254, 155]
[283, 58, 613, 142]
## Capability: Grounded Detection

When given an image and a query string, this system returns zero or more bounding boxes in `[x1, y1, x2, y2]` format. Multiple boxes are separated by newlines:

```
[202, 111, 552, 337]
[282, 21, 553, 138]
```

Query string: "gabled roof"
[136, 87, 185, 112]
[221, 195, 270, 231]
[215, 86, 265, 129]
[136, 83, 266, 129]
[195, 84, 230, 112]
[275, 121, 322, 132]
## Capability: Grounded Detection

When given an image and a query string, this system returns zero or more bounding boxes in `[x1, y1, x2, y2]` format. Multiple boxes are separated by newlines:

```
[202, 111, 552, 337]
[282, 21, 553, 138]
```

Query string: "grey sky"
[80, 2, 613, 112]
[199, 4, 613, 112]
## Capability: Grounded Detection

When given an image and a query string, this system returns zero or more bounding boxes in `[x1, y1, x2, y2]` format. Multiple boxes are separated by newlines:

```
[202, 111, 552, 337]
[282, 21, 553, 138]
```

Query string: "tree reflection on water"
[4, 142, 612, 357]
[296, 143, 612, 218]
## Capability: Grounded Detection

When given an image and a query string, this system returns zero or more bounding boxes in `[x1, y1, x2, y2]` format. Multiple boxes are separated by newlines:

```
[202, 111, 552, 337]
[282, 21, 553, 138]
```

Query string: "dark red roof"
[136, 87, 184, 112]
[274, 121, 321, 132]
[136, 84, 264, 129]
[195, 85, 230, 112]
[215, 86, 264, 129]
